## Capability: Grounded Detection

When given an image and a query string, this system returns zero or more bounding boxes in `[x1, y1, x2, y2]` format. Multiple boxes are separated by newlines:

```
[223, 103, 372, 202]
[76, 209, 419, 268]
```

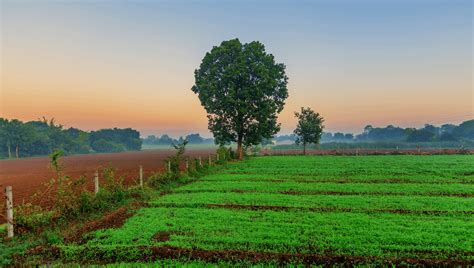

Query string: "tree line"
[272, 120, 474, 144]
[0, 118, 142, 158]
[142, 133, 214, 145]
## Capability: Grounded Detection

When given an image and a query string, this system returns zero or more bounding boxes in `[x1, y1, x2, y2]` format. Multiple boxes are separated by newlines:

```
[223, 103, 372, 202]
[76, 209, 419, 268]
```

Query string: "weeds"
[4, 144, 235, 265]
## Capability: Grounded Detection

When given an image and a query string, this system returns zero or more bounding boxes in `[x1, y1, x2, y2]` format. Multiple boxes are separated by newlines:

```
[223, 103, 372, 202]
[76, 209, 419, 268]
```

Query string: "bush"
[14, 203, 55, 233]
[146, 172, 175, 189]
[216, 146, 232, 163]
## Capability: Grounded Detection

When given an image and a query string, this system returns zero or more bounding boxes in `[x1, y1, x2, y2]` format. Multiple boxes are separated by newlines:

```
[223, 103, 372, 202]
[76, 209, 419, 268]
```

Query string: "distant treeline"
[273, 120, 474, 144]
[142, 133, 214, 145]
[0, 118, 142, 158]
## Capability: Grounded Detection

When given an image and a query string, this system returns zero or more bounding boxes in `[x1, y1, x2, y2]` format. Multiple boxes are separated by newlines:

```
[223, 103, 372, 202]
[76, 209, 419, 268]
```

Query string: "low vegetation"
[9, 154, 472, 265]
[1, 144, 235, 265]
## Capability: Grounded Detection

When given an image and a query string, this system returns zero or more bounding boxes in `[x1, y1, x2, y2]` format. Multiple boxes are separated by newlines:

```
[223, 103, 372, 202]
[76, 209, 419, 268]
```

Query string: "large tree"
[293, 107, 324, 155]
[192, 39, 289, 159]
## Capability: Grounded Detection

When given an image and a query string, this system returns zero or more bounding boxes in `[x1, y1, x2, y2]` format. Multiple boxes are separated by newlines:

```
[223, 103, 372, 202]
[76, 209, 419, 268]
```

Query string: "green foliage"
[406, 129, 435, 142]
[90, 139, 125, 153]
[0, 117, 142, 158]
[55, 155, 474, 264]
[216, 146, 232, 163]
[294, 107, 324, 154]
[146, 172, 176, 189]
[0, 238, 32, 266]
[41, 229, 63, 245]
[89, 128, 142, 152]
[14, 203, 55, 233]
[49, 149, 64, 172]
[191, 38, 289, 158]
[164, 140, 188, 179]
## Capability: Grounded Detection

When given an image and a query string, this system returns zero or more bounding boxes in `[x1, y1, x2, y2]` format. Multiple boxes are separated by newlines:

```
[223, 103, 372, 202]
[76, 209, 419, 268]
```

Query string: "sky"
[1, 0, 472, 137]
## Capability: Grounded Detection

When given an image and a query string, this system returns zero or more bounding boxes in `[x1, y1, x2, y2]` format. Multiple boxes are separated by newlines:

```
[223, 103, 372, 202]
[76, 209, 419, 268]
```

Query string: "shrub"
[165, 140, 188, 179]
[146, 172, 175, 189]
[216, 146, 232, 163]
[14, 203, 55, 233]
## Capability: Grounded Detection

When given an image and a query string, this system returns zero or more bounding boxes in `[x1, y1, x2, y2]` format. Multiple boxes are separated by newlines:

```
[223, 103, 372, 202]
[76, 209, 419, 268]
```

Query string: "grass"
[36, 155, 474, 264]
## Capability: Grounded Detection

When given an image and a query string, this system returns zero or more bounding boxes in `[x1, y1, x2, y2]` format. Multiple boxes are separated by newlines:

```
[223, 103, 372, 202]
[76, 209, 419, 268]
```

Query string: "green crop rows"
[61, 155, 474, 265]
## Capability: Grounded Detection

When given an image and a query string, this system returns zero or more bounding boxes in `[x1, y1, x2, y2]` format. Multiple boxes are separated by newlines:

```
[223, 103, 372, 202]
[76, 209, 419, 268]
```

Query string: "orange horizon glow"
[1, 1, 472, 137]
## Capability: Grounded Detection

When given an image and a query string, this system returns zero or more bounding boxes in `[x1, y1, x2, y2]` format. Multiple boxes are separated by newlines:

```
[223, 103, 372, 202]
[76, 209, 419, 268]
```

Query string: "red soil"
[0, 149, 215, 207]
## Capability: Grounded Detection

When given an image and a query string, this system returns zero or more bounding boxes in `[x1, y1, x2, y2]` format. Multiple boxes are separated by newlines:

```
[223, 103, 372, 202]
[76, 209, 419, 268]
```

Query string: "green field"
[60, 155, 474, 265]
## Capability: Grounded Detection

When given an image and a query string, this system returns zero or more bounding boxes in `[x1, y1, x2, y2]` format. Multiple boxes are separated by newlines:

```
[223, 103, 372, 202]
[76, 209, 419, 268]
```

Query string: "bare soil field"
[0, 149, 215, 208]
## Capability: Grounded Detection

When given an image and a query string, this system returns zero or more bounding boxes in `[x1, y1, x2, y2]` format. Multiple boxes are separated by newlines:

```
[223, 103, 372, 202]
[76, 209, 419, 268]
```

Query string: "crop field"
[57, 155, 473, 265]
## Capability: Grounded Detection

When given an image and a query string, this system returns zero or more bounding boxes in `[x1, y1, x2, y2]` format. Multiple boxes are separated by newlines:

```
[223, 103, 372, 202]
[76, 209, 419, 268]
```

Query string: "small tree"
[167, 139, 188, 177]
[293, 107, 324, 155]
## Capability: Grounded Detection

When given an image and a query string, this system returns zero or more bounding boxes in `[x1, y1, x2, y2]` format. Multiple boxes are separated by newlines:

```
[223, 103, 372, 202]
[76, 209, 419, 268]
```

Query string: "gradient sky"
[1, 0, 472, 137]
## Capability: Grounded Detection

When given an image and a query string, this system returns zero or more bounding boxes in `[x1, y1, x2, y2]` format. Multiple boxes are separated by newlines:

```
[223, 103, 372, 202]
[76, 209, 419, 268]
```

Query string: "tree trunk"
[237, 141, 243, 160]
[15, 145, 19, 159]
[7, 143, 11, 158]
[303, 143, 306, 155]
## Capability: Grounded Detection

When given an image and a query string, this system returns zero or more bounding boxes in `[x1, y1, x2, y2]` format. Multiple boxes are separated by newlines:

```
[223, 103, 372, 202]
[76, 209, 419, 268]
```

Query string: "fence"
[2, 153, 221, 238]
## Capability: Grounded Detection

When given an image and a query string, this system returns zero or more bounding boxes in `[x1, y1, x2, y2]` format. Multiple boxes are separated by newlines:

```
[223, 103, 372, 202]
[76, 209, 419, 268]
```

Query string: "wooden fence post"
[209, 155, 212, 165]
[216, 153, 219, 161]
[94, 171, 99, 194]
[168, 161, 171, 173]
[185, 160, 189, 171]
[199, 156, 202, 167]
[139, 165, 143, 187]
[5, 186, 13, 238]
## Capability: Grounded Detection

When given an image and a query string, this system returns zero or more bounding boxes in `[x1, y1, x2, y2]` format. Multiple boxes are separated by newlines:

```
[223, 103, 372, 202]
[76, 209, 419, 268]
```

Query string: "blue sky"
[1, 0, 472, 136]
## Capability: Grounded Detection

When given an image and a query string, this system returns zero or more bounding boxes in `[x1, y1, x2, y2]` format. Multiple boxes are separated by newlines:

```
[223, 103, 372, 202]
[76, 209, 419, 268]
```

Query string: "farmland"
[0, 147, 215, 209]
[54, 155, 474, 265]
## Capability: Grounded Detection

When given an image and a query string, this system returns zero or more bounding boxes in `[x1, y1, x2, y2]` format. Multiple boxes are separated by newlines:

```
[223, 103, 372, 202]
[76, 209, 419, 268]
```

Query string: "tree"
[406, 130, 435, 142]
[333, 132, 345, 141]
[452, 120, 474, 140]
[192, 38, 288, 159]
[293, 107, 324, 155]
[185, 133, 204, 144]
[89, 128, 142, 152]
[4, 119, 32, 158]
[344, 133, 354, 140]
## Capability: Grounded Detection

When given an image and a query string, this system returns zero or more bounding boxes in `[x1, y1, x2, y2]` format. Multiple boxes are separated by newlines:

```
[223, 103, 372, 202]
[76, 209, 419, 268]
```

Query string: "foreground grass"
[47, 155, 474, 265]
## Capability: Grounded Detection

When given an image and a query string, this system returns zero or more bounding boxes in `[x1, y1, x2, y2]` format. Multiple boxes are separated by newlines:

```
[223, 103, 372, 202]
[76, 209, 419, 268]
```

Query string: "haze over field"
[1, 0, 473, 136]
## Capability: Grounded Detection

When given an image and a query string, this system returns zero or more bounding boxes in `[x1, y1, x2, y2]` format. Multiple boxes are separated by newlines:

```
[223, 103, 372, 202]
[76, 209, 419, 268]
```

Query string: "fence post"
[185, 160, 189, 171]
[209, 155, 212, 165]
[168, 161, 171, 173]
[199, 156, 202, 167]
[139, 165, 143, 187]
[94, 171, 99, 194]
[216, 153, 219, 161]
[356, 148, 359, 156]
[5, 186, 13, 238]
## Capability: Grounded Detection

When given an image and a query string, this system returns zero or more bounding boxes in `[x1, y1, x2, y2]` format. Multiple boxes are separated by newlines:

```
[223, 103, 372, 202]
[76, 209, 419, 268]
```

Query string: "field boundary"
[171, 189, 474, 197]
[30, 245, 474, 266]
[148, 203, 474, 216]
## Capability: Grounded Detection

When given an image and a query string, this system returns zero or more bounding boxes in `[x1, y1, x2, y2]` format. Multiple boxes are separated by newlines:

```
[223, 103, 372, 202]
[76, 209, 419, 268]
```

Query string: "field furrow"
[61, 155, 474, 265]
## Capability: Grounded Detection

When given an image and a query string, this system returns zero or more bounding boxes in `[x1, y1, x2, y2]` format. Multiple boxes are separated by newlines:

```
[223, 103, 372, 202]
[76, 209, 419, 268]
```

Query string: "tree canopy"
[192, 38, 288, 158]
[293, 107, 324, 154]
[0, 118, 142, 158]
